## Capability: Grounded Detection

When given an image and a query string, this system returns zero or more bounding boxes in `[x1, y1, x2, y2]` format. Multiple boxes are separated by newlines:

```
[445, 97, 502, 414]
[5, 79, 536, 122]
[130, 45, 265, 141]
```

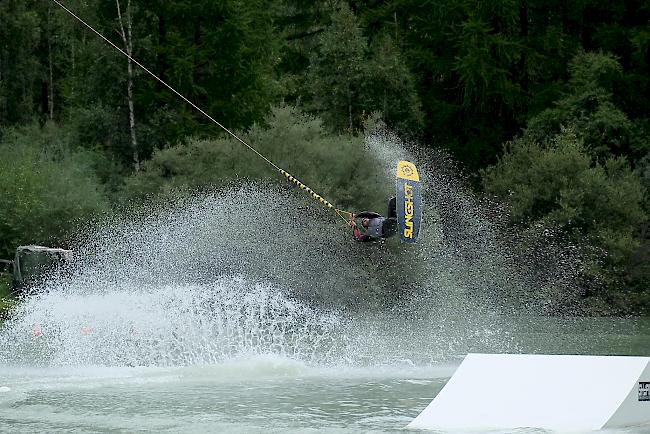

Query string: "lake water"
[1, 314, 649, 433]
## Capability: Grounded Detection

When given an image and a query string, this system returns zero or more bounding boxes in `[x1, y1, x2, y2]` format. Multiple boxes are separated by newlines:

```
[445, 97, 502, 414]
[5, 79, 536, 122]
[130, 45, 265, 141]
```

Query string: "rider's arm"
[353, 226, 374, 242]
[350, 214, 371, 242]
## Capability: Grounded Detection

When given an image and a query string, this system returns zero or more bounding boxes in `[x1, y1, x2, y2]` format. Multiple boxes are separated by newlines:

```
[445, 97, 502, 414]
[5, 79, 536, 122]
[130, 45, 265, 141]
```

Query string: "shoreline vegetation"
[0, 1, 648, 315]
[0, 273, 17, 320]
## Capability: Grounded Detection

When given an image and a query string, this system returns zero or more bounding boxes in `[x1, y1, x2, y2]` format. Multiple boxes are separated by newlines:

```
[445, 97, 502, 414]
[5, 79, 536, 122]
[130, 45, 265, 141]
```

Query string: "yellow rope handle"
[279, 169, 353, 224]
[279, 169, 334, 208]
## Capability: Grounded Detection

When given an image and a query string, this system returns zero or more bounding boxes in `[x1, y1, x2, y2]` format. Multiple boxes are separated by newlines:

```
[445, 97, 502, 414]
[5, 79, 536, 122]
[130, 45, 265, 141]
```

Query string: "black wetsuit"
[353, 197, 397, 242]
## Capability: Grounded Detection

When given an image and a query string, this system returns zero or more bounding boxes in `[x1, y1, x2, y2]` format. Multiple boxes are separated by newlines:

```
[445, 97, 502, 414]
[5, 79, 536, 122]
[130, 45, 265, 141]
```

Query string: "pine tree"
[0, 0, 41, 124]
[307, 3, 367, 133]
[365, 34, 423, 134]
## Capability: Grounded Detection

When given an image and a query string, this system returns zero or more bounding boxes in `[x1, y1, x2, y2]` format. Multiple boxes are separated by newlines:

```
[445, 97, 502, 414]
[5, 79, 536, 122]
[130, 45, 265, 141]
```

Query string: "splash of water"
[365, 129, 583, 316]
[0, 131, 584, 368]
[0, 186, 358, 367]
[1, 277, 344, 367]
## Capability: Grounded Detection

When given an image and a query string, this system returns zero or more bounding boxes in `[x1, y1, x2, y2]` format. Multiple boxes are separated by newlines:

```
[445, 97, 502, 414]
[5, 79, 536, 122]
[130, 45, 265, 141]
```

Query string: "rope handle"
[279, 169, 353, 224]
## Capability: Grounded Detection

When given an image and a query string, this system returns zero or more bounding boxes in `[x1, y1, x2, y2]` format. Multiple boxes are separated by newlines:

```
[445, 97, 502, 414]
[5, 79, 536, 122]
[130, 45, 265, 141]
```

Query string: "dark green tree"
[0, 0, 41, 124]
[133, 0, 281, 144]
[307, 3, 367, 132]
[53, 0, 281, 168]
[525, 51, 645, 160]
[364, 34, 424, 134]
[306, 4, 423, 135]
[274, 0, 334, 102]
[350, 0, 650, 171]
[58, 0, 138, 167]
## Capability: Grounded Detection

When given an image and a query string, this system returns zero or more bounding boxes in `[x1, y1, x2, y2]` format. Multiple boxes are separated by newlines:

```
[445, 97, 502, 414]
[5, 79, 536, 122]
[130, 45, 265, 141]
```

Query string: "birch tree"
[115, 0, 139, 171]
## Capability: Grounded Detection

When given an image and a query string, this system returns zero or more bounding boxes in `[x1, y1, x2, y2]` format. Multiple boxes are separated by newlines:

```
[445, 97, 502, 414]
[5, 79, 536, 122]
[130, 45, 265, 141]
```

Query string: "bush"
[482, 128, 647, 310]
[0, 123, 110, 259]
[124, 105, 391, 212]
[0, 271, 16, 319]
[524, 51, 645, 161]
[0, 272, 11, 296]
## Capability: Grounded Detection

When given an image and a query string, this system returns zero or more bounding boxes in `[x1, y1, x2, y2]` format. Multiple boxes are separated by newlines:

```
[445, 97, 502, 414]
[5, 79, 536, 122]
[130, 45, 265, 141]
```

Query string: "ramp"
[408, 353, 650, 431]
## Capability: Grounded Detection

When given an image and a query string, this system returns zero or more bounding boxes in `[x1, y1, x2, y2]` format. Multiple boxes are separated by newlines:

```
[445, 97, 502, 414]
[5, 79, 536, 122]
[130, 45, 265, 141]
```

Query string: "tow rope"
[51, 0, 353, 224]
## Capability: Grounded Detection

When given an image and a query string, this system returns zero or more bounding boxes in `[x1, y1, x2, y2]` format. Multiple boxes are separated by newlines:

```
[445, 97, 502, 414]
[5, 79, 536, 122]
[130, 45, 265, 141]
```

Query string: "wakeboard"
[396, 160, 422, 243]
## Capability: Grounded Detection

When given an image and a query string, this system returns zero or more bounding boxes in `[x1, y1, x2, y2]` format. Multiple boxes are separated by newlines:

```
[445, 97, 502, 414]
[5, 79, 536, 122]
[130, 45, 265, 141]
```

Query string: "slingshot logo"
[401, 165, 414, 177]
[640, 382, 649, 402]
[403, 183, 414, 238]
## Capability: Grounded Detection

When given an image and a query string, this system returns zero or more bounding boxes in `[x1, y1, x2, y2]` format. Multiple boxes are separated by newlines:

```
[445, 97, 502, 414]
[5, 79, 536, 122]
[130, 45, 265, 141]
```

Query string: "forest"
[0, 0, 648, 314]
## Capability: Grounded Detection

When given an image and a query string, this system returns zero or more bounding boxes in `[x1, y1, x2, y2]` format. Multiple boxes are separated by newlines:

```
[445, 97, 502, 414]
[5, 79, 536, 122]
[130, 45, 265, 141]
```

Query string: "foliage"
[125, 105, 390, 212]
[0, 271, 16, 319]
[0, 123, 110, 259]
[352, 0, 650, 171]
[483, 129, 644, 243]
[482, 128, 646, 312]
[1, 0, 650, 313]
[453, 13, 522, 112]
[0, 0, 41, 124]
[273, 0, 334, 101]
[482, 50, 649, 312]
[0, 299, 17, 321]
[128, 0, 281, 144]
[525, 52, 642, 160]
[0, 272, 11, 297]
[306, 3, 367, 133]
[304, 4, 423, 135]
[364, 34, 424, 134]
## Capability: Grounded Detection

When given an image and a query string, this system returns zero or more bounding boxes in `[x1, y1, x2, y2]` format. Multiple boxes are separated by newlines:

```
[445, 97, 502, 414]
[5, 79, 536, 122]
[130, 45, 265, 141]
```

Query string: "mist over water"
[0, 131, 586, 369]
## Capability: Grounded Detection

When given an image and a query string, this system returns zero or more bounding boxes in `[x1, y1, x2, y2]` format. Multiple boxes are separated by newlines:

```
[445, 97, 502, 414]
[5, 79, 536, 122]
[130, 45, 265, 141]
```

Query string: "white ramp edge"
[408, 353, 650, 432]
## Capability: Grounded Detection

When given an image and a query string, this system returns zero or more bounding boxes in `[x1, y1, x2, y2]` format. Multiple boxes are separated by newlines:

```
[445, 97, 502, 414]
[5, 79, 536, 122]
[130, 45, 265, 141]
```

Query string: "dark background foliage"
[0, 0, 648, 313]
